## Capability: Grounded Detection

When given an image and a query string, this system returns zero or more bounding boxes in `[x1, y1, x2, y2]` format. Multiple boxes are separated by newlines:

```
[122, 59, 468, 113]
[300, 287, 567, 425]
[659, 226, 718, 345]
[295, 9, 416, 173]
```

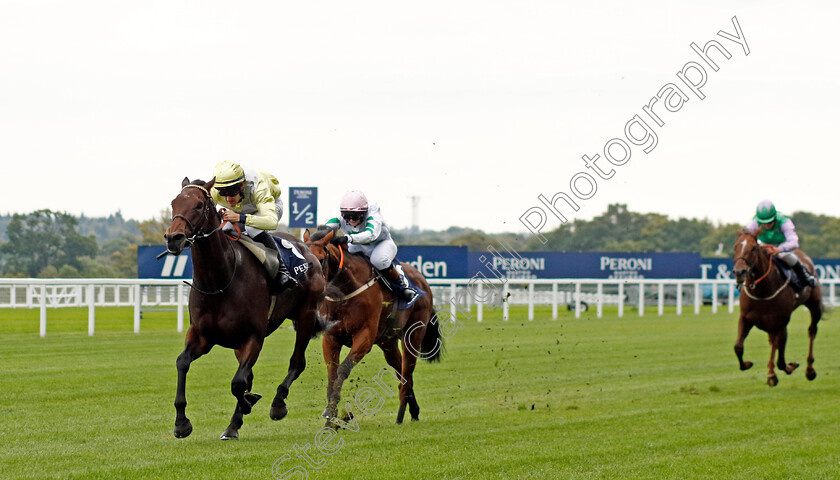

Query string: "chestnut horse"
[164, 178, 326, 439]
[304, 228, 442, 426]
[732, 230, 823, 386]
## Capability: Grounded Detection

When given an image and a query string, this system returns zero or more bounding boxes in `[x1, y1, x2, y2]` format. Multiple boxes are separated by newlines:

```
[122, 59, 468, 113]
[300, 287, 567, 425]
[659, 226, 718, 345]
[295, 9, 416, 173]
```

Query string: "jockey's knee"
[779, 252, 798, 266]
[370, 255, 393, 270]
[244, 226, 264, 238]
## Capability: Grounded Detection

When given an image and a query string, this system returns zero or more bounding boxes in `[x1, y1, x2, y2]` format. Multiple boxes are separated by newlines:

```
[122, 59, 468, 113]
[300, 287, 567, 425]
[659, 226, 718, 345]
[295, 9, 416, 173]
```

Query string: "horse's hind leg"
[174, 328, 211, 439]
[381, 339, 411, 423]
[775, 328, 799, 375]
[734, 316, 754, 371]
[221, 338, 263, 440]
[399, 323, 426, 423]
[804, 301, 822, 381]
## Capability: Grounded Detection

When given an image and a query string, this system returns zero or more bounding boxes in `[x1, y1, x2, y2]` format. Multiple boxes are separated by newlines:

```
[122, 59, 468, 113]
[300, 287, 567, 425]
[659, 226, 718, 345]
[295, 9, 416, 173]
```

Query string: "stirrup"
[401, 288, 421, 307]
[277, 271, 299, 289]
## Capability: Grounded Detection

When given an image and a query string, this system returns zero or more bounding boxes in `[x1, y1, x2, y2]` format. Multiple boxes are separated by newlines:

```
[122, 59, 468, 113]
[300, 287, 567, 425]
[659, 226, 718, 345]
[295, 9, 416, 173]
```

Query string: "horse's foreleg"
[324, 330, 374, 428]
[271, 309, 316, 421]
[734, 317, 753, 371]
[174, 329, 211, 439]
[221, 338, 263, 440]
[321, 334, 342, 421]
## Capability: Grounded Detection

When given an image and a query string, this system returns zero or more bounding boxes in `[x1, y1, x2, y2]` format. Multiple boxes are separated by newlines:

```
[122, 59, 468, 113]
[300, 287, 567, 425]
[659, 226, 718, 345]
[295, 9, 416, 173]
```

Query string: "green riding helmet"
[755, 200, 777, 224]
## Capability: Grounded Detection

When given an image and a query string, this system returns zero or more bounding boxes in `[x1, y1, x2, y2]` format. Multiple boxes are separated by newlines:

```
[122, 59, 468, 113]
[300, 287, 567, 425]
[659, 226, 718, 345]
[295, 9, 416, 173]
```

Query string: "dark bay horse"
[732, 230, 823, 386]
[164, 178, 326, 439]
[304, 228, 442, 426]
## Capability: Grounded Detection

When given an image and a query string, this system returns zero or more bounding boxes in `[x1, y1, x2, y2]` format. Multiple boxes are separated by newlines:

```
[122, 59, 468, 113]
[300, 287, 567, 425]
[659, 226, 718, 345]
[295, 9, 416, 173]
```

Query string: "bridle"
[171, 184, 234, 245]
[735, 240, 789, 299]
[170, 184, 238, 295]
[306, 237, 375, 302]
[306, 238, 344, 280]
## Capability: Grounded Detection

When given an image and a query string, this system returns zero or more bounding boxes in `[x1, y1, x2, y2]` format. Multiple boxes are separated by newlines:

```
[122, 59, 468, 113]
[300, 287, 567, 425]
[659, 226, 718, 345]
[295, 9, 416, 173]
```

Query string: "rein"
[736, 244, 788, 300]
[183, 250, 238, 296]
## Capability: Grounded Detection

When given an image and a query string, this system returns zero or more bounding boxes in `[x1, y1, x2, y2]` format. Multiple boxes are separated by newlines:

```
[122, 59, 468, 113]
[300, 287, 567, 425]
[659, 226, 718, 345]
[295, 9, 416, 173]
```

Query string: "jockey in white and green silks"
[744, 200, 816, 288]
[210, 160, 297, 290]
[325, 190, 420, 306]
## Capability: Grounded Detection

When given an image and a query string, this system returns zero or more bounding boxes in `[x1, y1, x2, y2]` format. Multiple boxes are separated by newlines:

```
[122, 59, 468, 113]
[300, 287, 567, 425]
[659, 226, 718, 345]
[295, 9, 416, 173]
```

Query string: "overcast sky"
[2, 1, 838, 238]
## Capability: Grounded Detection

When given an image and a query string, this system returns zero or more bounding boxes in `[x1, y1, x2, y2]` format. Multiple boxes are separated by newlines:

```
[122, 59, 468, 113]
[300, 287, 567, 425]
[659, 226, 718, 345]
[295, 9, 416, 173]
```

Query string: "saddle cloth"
[382, 260, 424, 310]
[771, 256, 805, 292]
[238, 235, 311, 280]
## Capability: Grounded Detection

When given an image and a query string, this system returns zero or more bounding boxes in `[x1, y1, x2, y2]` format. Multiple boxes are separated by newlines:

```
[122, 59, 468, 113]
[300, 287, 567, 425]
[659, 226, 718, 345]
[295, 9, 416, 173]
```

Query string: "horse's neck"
[331, 254, 373, 292]
[190, 231, 236, 287]
[751, 251, 786, 294]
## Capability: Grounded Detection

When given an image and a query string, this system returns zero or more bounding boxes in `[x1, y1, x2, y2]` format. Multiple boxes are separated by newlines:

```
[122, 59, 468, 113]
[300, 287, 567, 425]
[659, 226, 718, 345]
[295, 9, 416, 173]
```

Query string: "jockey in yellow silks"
[210, 160, 297, 290]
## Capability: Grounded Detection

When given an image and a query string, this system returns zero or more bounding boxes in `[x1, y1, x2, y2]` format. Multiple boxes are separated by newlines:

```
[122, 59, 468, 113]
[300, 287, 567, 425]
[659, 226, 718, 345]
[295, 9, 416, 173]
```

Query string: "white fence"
[2, 278, 838, 337]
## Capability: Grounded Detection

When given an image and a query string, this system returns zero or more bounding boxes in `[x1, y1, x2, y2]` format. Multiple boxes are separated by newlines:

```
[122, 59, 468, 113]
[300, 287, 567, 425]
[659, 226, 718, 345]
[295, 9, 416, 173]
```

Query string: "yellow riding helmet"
[212, 160, 245, 189]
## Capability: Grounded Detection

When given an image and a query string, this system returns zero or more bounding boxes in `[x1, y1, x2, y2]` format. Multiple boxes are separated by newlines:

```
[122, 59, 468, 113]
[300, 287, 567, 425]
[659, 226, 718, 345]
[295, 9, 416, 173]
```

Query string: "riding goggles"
[341, 211, 366, 222]
[217, 186, 243, 198]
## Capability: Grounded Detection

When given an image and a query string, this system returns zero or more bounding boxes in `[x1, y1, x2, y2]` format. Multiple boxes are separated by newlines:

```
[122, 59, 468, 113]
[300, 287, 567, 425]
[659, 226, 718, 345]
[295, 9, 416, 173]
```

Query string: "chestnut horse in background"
[164, 178, 326, 439]
[732, 230, 824, 386]
[304, 228, 442, 426]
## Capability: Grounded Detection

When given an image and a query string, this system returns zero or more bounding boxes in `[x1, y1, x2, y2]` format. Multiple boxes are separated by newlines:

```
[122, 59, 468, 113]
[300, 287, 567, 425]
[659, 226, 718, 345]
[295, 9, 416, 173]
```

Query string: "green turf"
[1, 304, 837, 479]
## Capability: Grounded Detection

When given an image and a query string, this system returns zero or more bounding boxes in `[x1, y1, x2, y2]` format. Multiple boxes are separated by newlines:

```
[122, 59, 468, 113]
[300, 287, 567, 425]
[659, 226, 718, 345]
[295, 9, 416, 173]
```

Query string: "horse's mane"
[310, 225, 335, 242]
[190, 179, 207, 187]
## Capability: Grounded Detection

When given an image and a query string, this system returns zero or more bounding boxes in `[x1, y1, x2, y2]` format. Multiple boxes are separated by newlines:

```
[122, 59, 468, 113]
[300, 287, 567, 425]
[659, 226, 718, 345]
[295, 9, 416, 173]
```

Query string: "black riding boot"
[253, 232, 299, 291]
[792, 262, 816, 288]
[380, 266, 418, 304]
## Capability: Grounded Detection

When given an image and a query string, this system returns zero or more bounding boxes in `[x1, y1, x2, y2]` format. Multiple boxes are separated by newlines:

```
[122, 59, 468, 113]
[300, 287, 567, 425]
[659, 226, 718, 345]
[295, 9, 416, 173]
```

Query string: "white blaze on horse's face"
[740, 239, 748, 256]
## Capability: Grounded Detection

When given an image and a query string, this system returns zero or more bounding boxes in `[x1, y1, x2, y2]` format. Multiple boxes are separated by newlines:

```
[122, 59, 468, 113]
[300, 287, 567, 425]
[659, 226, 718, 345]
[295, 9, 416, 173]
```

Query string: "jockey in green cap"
[745, 200, 816, 289]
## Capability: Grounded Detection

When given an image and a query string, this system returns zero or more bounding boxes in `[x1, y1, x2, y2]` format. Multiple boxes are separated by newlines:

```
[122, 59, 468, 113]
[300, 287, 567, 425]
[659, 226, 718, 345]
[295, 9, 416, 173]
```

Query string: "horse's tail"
[420, 308, 444, 363]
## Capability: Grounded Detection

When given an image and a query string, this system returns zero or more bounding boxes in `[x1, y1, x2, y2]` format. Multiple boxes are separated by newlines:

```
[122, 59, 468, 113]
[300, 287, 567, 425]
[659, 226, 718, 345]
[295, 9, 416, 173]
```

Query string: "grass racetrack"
[2, 304, 839, 479]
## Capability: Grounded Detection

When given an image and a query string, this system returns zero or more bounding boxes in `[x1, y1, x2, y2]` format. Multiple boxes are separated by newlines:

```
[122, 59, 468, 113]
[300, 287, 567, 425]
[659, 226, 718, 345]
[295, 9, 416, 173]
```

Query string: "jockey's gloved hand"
[331, 235, 349, 246]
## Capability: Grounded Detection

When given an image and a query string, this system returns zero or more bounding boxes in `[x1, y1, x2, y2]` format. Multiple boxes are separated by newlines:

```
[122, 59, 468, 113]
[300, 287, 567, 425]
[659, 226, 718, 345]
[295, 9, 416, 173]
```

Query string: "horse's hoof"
[270, 404, 288, 421]
[767, 375, 778, 387]
[173, 420, 193, 439]
[784, 363, 799, 374]
[244, 392, 262, 407]
[806, 368, 817, 381]
[220, 428, 239, 440]
[321, 405, 337, 419]
[740, 361, 753, 371]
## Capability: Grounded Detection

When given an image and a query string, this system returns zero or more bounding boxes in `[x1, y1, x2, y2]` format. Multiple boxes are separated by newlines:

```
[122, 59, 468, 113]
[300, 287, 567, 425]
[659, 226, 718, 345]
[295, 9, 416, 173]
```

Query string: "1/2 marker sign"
[289, 187, 318, 228]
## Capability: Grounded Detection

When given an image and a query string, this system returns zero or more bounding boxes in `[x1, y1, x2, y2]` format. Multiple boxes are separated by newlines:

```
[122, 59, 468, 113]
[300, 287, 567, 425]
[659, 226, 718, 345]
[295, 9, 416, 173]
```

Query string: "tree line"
[2, 203, 839, 278]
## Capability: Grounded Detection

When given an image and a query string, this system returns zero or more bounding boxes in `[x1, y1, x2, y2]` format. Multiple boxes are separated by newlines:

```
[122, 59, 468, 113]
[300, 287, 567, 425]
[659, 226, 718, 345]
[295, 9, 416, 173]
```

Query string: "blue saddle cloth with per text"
[273, 237, 311, 279]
